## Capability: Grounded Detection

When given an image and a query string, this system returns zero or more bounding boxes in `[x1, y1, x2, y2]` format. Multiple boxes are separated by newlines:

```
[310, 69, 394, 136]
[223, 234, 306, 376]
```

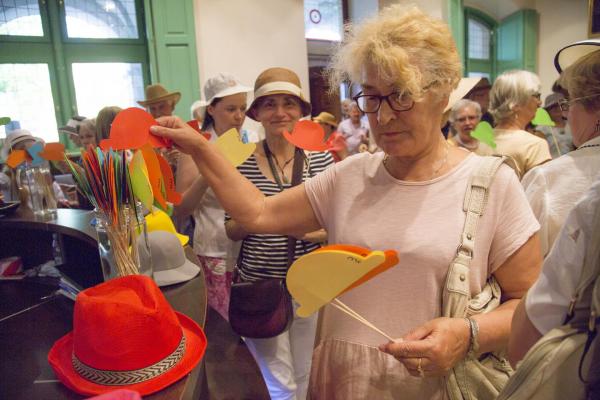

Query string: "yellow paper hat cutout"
[129, 150, 154, 211]
[286, 244, 399, 318]
[215, 128, 256, 166]
[144, 208, 189, 246]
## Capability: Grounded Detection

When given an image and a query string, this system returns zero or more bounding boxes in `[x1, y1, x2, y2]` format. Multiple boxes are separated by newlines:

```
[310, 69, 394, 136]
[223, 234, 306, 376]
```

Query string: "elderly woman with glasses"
[521, 43, 600, 258]
[151, 5, 541, 399]
[489, 70, 552, 178]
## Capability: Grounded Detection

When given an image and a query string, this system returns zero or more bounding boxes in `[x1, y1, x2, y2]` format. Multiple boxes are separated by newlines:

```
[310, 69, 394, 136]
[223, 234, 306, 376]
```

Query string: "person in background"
[522, 42, 600, 257]
[58, 116, 85, 148]
[95, 106, 122, 142]
[224, 67, 334, 400]
[447, 99, 494, 155]
[537, 93, 573, 157]
[340, 98, 353, 120]
[150, 6, 541, 398]
[175, 73, 252, 321]
[313, 111, 348, 162]
[466, 77, 494, 125]
[78, 118, 97, 149]
[138, 83, 181, 173]
[489, 70, 552, 178]
[190, 100, 204, 125]
[337, 101, 369, 155]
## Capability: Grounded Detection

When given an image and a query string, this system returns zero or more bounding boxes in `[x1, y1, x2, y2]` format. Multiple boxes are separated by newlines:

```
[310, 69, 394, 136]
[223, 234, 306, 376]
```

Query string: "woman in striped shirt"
[224, 67, 334, 400]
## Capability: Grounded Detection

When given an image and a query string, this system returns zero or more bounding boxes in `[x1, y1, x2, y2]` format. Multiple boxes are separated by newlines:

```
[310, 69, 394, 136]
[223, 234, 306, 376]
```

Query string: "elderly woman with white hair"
[447, 99, 494, 155]
[489, 70, 552, 178]
[150, 5, 542, 399]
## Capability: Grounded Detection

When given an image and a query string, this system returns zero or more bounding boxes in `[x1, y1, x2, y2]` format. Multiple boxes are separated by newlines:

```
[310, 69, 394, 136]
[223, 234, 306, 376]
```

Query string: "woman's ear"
[206, 104, 215, 118]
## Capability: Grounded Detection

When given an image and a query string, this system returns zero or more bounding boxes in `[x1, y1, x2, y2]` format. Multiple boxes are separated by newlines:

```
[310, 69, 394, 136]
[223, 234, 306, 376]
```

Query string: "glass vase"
[16, 164, 57, 217]
[94, 205, 152, 281]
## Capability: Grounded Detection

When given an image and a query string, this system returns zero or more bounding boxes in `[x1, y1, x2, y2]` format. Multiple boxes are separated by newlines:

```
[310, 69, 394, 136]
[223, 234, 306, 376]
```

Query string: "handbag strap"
[443, 156, 508, 319]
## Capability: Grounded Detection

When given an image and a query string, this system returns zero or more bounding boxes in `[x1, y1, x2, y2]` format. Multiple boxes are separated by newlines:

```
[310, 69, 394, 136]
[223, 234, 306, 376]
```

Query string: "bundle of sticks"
[66, 148, 141, 277]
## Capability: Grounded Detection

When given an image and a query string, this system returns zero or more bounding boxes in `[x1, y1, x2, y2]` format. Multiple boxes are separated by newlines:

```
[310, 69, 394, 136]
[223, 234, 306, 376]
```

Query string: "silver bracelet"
[465, 317, 480, 357]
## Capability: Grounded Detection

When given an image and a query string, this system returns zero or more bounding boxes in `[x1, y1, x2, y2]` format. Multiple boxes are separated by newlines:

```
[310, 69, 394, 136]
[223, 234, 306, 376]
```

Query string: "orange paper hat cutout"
[156, 151, 182, 205]
[286, 244, 399, 318]
[38, 142, 66, 161]
[6, 150, 29, 168]
[186, 120, 212, 141]
[100, 108, 170, 151]
[139, 144, 168, 210]
[283, 120, 329, 151]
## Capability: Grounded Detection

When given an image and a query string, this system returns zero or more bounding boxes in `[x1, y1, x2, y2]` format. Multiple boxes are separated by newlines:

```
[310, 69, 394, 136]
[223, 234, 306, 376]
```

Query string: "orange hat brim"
[48, 312, 206, 396]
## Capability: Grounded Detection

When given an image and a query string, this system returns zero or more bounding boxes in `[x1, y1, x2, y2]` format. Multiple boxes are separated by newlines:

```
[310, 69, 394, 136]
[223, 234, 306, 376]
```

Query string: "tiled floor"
[203, 306, 270, 400]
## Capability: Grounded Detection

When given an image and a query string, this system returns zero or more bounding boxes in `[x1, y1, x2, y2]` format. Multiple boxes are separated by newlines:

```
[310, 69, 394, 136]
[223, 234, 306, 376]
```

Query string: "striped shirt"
[226, 150, 334, 281]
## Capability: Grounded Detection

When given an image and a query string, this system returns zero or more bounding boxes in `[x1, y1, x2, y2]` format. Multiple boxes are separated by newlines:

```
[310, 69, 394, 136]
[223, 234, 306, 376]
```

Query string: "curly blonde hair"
[328, 4, 461, 101]
[560, 49, 600, 112]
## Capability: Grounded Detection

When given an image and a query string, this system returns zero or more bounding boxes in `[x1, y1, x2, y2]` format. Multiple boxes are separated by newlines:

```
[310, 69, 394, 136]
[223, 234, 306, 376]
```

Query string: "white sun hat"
[554, 39, 600, 73]
[196, 73, 252, 120]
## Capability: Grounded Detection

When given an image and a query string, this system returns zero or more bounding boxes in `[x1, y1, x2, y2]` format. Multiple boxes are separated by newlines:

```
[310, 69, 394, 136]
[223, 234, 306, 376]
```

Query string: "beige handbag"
[443, 156, 514, 400]
[496, 194, 600, 400]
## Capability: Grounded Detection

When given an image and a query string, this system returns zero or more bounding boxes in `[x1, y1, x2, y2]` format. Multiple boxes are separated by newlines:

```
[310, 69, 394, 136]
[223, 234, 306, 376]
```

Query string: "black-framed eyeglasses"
[352, 91, 415, 113]
[558, 94, 600, 112]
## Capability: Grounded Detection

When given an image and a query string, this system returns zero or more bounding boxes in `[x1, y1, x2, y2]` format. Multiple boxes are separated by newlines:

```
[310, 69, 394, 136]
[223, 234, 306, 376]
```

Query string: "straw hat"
[554, 39, 600, 73]
[48, 275, 206, 396]
[313, 112, 338, 128]
[195, 73, 252, 120]
[2, 129, 39, 159]
[139, 231, 200, 287]
[145, 208, 189, 246]
[137, 84, 181, 107]
[246, 67, 311, 120]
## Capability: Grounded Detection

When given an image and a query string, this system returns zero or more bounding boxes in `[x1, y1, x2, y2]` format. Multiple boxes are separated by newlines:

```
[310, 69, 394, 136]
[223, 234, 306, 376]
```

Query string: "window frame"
[464, 7, 497, 81]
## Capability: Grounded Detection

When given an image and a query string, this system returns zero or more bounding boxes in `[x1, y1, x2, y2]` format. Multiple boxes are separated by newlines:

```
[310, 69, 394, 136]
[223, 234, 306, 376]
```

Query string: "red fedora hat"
[48, 275, 206, 396]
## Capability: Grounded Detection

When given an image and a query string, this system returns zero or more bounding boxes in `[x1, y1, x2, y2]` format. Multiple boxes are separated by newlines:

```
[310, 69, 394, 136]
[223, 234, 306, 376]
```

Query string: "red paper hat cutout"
[6, 149, 29, 168]
[47, 275, 206, 396]
[38, 142, 66, 161]
[283, 120, 329, 151]
[100, 108, 170, 151]
[186, 120, 212, 140]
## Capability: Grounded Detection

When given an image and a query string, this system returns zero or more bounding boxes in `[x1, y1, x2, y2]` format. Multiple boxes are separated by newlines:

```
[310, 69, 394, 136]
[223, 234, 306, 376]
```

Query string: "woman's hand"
[151, 116, 207, 155]
[378, 317, 470, 377]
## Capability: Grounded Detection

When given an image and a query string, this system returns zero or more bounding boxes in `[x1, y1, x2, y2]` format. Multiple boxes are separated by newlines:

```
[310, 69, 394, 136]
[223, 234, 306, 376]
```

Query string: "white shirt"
[337, 118, 369, 155]
[526, 177, 600, 334]
[522, 135, 600, 256]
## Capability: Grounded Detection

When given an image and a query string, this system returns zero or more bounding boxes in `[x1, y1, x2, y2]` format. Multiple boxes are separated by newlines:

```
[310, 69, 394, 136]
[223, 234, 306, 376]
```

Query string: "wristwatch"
[466, 317, 480, 357]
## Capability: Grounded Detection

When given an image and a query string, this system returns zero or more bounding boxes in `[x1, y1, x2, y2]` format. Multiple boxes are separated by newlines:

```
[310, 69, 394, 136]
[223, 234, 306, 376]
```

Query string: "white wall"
[536, 0, 588, 96]
[193, 0, 309, 103]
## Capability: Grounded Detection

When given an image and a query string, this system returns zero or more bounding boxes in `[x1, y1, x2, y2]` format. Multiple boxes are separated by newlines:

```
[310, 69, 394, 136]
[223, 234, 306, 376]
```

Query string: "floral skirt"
[197, 255, 232, 321]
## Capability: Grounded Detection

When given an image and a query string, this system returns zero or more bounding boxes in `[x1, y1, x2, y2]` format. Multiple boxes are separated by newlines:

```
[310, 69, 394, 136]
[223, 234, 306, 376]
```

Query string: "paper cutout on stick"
[531, 108, 555, 127]
[470, 121, 496, 149]
[283, 120, 329, 151]
[100, 108, 169, 151]
[27, 142, 45, 166]
[6, 150, 27, 168]
[129, 150, 154, 210]
[157, 152, 182, 205]
[215, 128, 256, 166]
[0, 117, 10, 126]
[286, 244, 399, 318]
[139, 144, 168, 210]
[187, 120, 212, 140]
[38, 143, 66, 161]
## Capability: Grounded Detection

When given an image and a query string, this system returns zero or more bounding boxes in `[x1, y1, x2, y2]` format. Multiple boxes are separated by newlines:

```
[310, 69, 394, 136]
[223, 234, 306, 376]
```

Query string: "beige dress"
[492, 128, 552, 179]
[447, 135, 494, 156]
[304, 152, 539, 399]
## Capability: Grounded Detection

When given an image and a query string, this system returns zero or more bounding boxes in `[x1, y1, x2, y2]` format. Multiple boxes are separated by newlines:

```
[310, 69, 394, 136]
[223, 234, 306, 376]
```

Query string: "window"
[0, 0, 149, 146]
[304, 0, 343, 41]
[464, 8, 496, 81]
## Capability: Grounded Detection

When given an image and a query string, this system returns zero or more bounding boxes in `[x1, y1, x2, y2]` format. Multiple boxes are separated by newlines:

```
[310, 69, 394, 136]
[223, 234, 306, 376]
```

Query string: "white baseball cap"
[138, 230, 200, 287]
[195, 73, 252, 120]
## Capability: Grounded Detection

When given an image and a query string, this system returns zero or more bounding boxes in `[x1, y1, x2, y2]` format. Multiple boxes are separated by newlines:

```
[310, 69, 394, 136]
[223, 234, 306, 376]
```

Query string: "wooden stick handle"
[331, 298, 394, 341]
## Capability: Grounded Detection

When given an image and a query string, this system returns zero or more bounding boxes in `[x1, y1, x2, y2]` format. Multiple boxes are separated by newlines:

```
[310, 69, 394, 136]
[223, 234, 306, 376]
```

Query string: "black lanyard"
[262, 141, 304, 191]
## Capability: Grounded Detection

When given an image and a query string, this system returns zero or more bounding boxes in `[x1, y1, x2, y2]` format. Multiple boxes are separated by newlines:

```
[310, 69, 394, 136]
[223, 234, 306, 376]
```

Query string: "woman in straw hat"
[151, 5, 540, 399]
[175, 73, 252, 321]
[222, 67, 333, 399]
[313, 111, 348, 161]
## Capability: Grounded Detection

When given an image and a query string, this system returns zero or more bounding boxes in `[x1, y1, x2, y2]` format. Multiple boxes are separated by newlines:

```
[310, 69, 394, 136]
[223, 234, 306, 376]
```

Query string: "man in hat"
[137, 83, 181, 119]
[138, 84, 182, 173]
[313, 111, 348, 162]
[466, 77, 494, 125]
[536, 92, 573, 157]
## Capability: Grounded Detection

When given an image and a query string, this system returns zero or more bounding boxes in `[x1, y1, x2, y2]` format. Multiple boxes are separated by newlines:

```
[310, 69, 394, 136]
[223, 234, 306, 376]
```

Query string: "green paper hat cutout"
[470, 121, 496, 149]
[531, 108, 555, 127]
[0, 117, 10, 126]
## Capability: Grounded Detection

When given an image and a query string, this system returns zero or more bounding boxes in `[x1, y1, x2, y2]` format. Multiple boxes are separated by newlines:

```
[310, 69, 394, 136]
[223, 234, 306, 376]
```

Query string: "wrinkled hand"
[378, 317, 470, 377]
[151, 116, 207, 155]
